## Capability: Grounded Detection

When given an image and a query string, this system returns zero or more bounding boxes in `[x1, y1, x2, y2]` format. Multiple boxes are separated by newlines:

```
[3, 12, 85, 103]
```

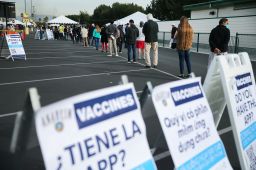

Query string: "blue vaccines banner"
[152, 78, 232, 170]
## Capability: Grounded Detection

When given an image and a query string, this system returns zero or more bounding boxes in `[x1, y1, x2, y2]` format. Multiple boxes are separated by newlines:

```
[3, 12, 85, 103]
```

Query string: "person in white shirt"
[81, 26, 88, 47]
[136, 21, 145, 60]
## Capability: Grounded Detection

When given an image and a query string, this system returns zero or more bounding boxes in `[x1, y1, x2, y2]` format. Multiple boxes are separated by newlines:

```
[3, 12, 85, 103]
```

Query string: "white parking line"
[1, 50, 97, 55]
[0, 60, 124, 70]
[0, 90, 143, 118]
[0, 111, 20, 118]
[27, 54, 106, 60]
[154, 151, 170, 161]
[119, 56, 182, 80]
[218, 126, 232, 135]
[0, 68, 150, 86]
[23, 47, 93, 51]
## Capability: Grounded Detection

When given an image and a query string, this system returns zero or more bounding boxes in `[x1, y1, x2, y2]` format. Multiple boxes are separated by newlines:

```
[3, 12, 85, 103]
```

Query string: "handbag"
[171, 42, 176, 49]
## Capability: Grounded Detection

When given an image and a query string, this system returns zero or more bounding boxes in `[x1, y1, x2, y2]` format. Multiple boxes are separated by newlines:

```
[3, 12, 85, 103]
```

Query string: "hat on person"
[147, 13, 153, 20]
[171, 23, 176, 26]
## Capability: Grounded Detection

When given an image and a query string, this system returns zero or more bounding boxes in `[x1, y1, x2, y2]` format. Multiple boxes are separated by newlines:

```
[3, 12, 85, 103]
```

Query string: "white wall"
[191, 6, 256, 19]
[191, 9, 218, 19]
[157, 16, 256, 36]
[218, 6, 256, 17]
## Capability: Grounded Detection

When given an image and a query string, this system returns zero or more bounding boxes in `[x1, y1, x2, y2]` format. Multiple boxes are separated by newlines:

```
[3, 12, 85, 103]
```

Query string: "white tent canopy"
[47, 15, 78, 24]
[8, 19, 24, 25]
[114, 11, 159, 26]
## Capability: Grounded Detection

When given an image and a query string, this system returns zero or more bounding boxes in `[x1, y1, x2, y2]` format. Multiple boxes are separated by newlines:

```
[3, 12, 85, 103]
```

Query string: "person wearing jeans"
[178, 50, 191, 76]
[126, 19, 139, 63]
[127, 44, 136, 63]
[93, 25, 101, 50]
[175, 16, 193, 78]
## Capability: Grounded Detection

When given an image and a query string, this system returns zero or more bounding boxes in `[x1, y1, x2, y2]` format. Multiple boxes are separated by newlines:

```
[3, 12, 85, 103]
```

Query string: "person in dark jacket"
[117, 25, 125, 53]
[88, 24, 95, 46]
[100, 25, 108, 52]
[106, 21, 118, 56]
[208, 18, 230, 67]
[126, 19, 139, 63]
[143, 13, 159, 68]
[170, 24, 177, 49]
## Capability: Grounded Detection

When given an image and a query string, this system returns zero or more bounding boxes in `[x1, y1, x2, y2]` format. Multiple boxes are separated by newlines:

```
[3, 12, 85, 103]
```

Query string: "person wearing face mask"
[208, 18, 230, 68]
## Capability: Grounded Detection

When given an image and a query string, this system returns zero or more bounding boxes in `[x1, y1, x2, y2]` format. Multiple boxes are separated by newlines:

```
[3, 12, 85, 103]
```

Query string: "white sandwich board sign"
[217, 53, 256, 170]
[152, 77, 232, 170]
[35, 83, 157, 170]
[5, 34, 26, 60]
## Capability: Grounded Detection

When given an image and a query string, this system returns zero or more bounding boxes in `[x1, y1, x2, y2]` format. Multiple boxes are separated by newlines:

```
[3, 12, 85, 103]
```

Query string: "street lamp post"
[24, 0, 26, 13]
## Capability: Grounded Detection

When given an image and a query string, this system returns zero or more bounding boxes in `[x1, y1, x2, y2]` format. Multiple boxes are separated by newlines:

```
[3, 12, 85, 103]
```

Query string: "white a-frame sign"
[204, 52, 256, 170]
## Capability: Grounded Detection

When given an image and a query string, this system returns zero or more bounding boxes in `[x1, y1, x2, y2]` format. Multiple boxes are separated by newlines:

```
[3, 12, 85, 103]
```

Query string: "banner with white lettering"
[152, 78, 232, 170]
[218, 53, 256, 169]
[233, 72, 256, 169]
[6, 34, 26, 60]
[35, 83, 156, 170]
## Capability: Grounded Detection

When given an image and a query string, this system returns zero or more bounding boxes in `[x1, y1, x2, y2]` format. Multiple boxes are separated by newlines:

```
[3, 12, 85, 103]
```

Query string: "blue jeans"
[127, 44, 136, 62]
[95, 38, 100, 50]
[178, 50, 191, 74]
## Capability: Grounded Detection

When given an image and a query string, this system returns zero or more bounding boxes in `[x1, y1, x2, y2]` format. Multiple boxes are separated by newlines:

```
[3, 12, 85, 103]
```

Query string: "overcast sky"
[5, 0, 152, 16]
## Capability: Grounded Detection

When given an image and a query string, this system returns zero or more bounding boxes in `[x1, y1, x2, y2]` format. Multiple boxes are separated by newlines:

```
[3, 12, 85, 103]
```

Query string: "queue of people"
[33, 13, 230, 79]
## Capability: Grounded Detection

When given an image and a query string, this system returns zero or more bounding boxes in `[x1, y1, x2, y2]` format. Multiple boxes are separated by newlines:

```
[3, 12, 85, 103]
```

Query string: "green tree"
[92, 3, 145, 25]
[66, 14, 80, 22]
[79, 11, 91, 25]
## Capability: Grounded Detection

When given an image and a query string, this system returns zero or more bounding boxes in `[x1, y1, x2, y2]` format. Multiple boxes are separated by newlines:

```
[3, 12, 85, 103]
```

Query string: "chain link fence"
[158, 32, 256, 60]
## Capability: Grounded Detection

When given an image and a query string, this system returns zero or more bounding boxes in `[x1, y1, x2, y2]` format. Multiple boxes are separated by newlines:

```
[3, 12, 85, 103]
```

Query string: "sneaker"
[133, 61, 137, 63]
[115, 54, 119, 57]
[145, 65, 151, 68]
[153, 65, 157, 68]
[178, 74, 185, 78]
[119, 51, 122, 54]
[128, 61, 131, 64]
[107, 54, 112, 56]
[185, 74, 192, 78]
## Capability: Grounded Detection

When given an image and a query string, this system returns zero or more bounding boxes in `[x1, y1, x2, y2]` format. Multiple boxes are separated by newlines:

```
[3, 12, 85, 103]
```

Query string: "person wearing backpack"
[106, 21, 118, 56]
[126, 19, 139, 63]
[117, 25, 125, 53]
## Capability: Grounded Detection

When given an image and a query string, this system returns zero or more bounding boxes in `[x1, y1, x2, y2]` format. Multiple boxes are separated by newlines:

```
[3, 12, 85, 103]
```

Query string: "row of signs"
[35, 53, 255, 170]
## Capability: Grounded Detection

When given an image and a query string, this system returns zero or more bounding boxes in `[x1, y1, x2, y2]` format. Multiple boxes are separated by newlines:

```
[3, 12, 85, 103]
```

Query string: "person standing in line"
[106, 21, 118, 56]
[58, 25, 64, 40]
[100, 25, 108, 52]
[143, 13, 159, 68]
[88, 23, 95, 46]
[136, 21, 145, 60]
[64, 25, 68, 40]
[170, 23, 177, 49]
[175, 16, 194, 78]
[93, 25, 101, 50]
[208, 18, 230, 68]
[117, 25, 125, 53]
[75, 26, 81, 44]
[126, 19, 139, 63]
[124, 23, 129, 49]
[81, 25, 88, 47]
